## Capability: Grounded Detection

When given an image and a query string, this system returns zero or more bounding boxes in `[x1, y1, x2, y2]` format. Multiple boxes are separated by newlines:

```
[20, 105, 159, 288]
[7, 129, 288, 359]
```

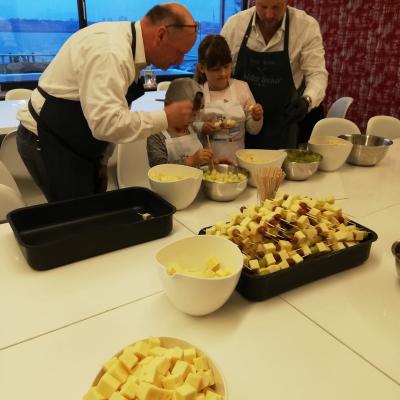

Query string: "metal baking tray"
[199, 222, 378, 301]
[7, 187, 175, 271]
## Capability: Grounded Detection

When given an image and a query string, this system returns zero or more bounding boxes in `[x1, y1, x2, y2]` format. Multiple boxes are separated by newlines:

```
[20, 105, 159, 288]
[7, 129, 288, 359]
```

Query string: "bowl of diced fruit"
[202, 164, 249, 202]
[84, 336, 227, 400]
[155, 235, 243, 316]
[148, 164, 203, 210]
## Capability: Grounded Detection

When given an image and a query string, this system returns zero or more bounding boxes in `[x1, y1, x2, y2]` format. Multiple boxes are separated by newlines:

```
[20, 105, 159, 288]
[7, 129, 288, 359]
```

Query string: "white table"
[0, 99, 26, 129]
[0, 220, 193, 349]
[172, 140, 400, 385]
[1, 292, 399, 400]
[130, 90, 165, 112]
[1, 91, 400, 397]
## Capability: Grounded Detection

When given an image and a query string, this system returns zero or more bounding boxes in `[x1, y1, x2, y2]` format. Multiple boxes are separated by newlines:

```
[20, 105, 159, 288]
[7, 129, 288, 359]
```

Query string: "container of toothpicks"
[253, 166, 286, 203]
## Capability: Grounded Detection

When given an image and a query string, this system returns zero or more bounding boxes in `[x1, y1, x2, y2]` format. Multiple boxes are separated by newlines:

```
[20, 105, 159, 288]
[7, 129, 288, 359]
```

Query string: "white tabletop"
[0, 220, 193, 349]
[130, 90, 165, 112]
[281, 204, 400, 383]
[1, 292, 399, 400]
[0, 99, 26, 129]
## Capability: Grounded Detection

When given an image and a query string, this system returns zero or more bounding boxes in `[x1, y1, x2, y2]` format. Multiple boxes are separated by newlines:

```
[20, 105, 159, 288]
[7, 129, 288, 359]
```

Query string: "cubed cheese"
[108, 360, 129, 383]
[183, 348, 197, 364]
[185, 373, 202, 391]
[172, 360, 191, 380]
[83, 388, 106, 400]
[162, 374, 184, 390]
[193, 356, 209, 372]
[120, 375, 138, 400]
[96, 373, 121, 398]
[264, 252, 276, 266]
[175, 383, 197, 400]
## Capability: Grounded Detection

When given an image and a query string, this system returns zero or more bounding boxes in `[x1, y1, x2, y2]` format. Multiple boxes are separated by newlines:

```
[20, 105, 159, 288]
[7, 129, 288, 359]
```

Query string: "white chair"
[0, 131, 31, 180]
[0, 184, 26, 222]
[326, 97, 354, 118]
[117, 139, 150, 188]
[0, 159, 22, 195]
[366, 115, 400, 139]
[0, 160, 25, 221]
[156, 81, 171, 91]
[5, 88, 33, 100]
[309, 118, 361, 140]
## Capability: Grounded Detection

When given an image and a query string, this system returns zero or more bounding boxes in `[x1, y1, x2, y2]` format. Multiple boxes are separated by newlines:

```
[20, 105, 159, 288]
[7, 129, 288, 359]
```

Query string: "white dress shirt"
[17, 21, 167, 143]
[221, 6, 328, 108]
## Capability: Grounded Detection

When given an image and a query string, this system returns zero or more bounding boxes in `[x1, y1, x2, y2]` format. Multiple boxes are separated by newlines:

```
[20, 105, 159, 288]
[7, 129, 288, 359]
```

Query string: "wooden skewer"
[206, 135, 215, 170]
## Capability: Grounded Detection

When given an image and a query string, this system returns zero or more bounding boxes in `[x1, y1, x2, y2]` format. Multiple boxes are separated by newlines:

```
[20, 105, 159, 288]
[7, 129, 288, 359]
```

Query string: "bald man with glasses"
[16, 3, 198, 202]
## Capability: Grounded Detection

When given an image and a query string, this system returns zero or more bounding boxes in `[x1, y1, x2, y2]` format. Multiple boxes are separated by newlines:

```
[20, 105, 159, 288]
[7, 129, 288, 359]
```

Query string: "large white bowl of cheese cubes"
[235, 149, 287, 187]
[156, 235, 243, 316]
[84, 336, 227, 400]
[148, 164, 203, 210]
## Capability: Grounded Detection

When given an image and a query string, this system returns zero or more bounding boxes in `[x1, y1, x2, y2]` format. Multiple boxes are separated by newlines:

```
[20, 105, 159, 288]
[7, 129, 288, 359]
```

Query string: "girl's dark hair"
[194, 35, 232, 84]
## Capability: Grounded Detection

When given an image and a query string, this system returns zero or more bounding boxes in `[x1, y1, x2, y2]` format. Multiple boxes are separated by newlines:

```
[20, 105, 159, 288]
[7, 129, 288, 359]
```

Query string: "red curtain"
[247, 1, 400, 131]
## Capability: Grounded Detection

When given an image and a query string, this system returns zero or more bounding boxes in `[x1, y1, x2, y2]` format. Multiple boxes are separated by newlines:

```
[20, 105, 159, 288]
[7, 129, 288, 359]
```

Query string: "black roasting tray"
[199, 221, 378, 301]
[7, 187, 175, 271]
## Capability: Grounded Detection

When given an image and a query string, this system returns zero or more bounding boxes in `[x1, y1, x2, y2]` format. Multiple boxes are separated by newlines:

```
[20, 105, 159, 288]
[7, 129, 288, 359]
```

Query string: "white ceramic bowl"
[148, 164, 202, 210]
[235, 149, 287, 187]
[89, 336, 227, 398]
[308, 136, 353, 171]
[156, 235, 243, 316]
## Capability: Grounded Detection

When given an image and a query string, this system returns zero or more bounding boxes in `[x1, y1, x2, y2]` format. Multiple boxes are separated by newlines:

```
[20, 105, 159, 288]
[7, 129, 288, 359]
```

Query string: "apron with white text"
[201, 82, 246, 161]
[234, 9, 298, 149]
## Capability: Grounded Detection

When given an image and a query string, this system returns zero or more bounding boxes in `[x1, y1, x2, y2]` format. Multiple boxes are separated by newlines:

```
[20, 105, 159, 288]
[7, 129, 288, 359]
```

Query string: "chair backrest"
[366, 115, 400, 139]
[310, 118, 361, 140]
[117, 139, 150, 188]
[0, 159, 22, 195]
[0, 131, 31, 180]
[326, 97, 354, 118]
[5, 88, 33, 100]
[156, 81, 171, 91]
[0, 183, 26, 222]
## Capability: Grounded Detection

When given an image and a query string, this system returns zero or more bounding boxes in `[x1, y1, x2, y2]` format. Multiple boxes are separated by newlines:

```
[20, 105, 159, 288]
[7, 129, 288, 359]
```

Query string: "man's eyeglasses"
[165, 22, 199, 32]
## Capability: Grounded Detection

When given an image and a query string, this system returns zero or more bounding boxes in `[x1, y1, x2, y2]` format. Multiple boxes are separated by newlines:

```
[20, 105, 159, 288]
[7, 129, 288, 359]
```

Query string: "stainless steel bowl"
[202, 164, 249, 202]
[338, 134, 393, 166]
[391, 241, 400, 279]
[282, 149, 322, 181]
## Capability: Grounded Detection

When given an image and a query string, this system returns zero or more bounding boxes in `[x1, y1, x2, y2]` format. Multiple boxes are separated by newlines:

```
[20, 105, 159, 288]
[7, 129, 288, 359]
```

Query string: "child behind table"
[146, 78, 213, 167]
[193, 34, 263, 163]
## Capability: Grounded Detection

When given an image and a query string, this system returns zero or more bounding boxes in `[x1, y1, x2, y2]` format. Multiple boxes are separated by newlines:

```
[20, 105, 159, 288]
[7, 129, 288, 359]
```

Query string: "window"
[0, 0, 243, 83]
[0, 0, 79, 83]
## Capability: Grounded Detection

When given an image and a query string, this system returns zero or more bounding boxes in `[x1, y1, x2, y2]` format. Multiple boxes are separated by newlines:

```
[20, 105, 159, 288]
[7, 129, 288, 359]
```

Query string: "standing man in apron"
[221, 0, 328, 149]
[16, 3, 198, 202]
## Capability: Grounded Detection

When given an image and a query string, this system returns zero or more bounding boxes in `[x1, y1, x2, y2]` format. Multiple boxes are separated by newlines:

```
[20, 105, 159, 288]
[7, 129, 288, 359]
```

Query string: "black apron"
[234, 9, 298, 150]
[28, 22, 145, 201]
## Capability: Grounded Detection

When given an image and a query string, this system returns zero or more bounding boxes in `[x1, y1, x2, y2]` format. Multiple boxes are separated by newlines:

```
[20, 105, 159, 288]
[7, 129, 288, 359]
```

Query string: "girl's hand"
[215, 156, 235, 165]
[250, 103, 263, 121]
[201, 121, 217, 136]
[187, 148, 213, 166]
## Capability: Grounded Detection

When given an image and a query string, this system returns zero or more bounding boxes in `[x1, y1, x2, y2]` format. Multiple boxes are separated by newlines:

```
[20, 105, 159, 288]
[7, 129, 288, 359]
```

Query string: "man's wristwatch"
[302, 95, 312, 109]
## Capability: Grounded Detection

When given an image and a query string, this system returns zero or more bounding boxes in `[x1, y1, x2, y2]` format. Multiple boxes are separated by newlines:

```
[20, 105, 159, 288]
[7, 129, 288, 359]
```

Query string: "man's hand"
[284, 95, 309, 123]
[164, 100, 194, 129]
[186, 148, 213, 166]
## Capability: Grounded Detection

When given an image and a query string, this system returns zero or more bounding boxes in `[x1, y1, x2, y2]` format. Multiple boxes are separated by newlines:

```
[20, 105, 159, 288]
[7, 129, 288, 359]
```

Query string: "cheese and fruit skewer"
[84, 337, 224, 400]
[204, 193, 369, 276]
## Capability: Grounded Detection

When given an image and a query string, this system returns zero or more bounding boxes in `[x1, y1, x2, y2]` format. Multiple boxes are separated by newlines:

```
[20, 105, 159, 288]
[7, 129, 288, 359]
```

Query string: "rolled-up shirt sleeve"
[78, 50, 167, 144]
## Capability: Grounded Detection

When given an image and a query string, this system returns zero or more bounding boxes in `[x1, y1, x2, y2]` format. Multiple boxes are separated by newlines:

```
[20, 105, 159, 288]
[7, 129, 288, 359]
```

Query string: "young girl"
[146, 78, 213, 167]
[194, 34, 263, 162]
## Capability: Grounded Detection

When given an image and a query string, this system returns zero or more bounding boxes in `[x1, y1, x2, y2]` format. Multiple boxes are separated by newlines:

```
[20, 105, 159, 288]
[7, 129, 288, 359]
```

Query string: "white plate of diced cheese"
[84, 336, 227, 400]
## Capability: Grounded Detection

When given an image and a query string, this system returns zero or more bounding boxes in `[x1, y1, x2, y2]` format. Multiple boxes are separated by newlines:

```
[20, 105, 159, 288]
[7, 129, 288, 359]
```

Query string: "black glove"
[284, 95, 309, 124]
